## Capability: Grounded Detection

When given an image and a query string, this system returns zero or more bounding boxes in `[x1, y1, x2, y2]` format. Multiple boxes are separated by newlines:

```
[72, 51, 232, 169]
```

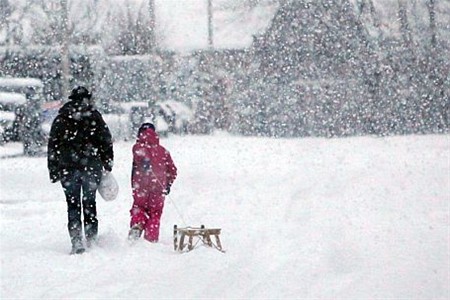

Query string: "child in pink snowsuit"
[128, 123, 177, 242]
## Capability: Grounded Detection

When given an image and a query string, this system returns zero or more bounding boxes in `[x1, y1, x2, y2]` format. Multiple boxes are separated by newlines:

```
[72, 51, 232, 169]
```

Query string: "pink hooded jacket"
[131, 128, 177, 195]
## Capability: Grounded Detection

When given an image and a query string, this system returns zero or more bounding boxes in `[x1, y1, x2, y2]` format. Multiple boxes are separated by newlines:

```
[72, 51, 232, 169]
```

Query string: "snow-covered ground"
[0, 133, 448, 299]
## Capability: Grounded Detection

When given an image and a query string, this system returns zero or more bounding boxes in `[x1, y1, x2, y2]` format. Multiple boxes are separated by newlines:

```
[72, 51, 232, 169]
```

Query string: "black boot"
[128, 224, 143, 241]
[83, 198, 98, 248]
[69, 223, 85, 254]
[85, 223, 98, 248]
[71, 238, 85, 255]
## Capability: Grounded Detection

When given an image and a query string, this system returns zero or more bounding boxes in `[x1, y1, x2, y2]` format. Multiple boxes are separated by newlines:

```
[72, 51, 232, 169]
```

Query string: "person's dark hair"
[138, 123, 155, 135]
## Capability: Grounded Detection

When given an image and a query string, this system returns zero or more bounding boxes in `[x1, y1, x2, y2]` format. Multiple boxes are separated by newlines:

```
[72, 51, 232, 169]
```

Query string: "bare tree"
[0, 0, 11, 45]
[148, 0, 156, 52]
[112, 0, 154, 55]
[207, 0, 213, 49]
[60, 0, 70, 100]
[398, 0, 413, 47]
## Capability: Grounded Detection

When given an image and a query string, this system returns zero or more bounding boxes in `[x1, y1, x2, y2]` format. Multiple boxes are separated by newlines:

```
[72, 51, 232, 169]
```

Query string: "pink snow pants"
[130, 192, 165, 242]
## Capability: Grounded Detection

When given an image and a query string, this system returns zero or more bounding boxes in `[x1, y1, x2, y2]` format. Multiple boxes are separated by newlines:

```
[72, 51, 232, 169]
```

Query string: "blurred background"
[0, 0, 449, 152]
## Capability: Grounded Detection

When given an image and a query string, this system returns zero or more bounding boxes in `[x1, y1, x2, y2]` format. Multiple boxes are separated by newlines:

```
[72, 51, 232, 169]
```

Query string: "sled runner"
[173, 225, 224, 253]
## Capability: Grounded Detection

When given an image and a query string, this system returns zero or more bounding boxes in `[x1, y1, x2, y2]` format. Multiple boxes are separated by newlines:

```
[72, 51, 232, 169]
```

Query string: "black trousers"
[61, 168, 102, 244]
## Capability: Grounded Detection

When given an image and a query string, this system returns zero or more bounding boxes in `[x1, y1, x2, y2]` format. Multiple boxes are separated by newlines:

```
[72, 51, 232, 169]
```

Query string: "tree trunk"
[148, 0, 156, 52]
[207, 0, 213, 49]
[60, 0, 70, 101]
[427, 0, 437, 47]
[0, 0, 11, 44]
[398, 0, 412, 47]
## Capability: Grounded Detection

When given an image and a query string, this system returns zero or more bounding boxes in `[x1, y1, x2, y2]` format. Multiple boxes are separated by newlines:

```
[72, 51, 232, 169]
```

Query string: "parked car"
[107, 99, 193, 139]
[0, 92, 27, 144]
[40, 100, 62, 137]
[0, 77, 46, 155]
[114, 101, 153, 139]
[0, 110, 16, 145]
[151, 100, 193, 136]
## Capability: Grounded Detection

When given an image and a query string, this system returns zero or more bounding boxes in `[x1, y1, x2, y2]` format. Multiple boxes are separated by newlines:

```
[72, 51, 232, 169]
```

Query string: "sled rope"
[166, 193, 188, 226]
[151, 170, 189, 226]
[147, 162, 224, 253]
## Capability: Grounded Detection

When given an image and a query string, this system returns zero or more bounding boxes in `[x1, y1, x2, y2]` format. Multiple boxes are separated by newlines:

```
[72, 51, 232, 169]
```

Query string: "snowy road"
[1, 133, 448, 299]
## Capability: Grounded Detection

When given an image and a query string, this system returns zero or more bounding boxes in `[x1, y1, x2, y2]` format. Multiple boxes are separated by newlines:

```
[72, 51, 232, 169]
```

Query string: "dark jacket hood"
[59, 100, 95, 119]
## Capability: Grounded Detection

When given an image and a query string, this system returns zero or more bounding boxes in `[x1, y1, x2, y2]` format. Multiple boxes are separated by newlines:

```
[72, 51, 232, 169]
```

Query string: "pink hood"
[131, 128, 177, 195]
[137, 128, 159, 146]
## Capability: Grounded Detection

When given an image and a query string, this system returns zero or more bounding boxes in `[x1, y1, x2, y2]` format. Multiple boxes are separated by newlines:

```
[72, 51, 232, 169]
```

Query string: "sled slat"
[173, 225, 178, 251]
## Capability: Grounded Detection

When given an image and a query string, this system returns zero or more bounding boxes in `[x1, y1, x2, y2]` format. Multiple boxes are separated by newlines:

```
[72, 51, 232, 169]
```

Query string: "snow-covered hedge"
[0, 46, 107, 102]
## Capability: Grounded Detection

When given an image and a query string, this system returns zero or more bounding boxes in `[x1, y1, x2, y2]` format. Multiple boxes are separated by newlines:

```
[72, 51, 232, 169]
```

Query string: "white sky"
[155, 0, 277, 52]
[156, 0, 210, 51]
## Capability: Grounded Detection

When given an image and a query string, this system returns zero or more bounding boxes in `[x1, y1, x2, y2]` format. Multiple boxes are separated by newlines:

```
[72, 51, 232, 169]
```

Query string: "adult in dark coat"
[47, 86, 113, 254]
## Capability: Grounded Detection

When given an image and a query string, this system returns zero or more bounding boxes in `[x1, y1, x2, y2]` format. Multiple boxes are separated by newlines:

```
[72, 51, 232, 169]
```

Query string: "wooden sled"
[173, 225, 224, 252]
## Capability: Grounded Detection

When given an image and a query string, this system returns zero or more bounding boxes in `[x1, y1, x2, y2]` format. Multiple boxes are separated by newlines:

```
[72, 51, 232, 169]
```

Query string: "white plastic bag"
[98, 171, 119, 201]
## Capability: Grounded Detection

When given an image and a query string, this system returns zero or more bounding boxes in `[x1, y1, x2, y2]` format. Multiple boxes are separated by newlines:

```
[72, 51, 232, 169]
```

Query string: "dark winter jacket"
[47, 100, 113, 182]
[131, 128, 177, 194]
